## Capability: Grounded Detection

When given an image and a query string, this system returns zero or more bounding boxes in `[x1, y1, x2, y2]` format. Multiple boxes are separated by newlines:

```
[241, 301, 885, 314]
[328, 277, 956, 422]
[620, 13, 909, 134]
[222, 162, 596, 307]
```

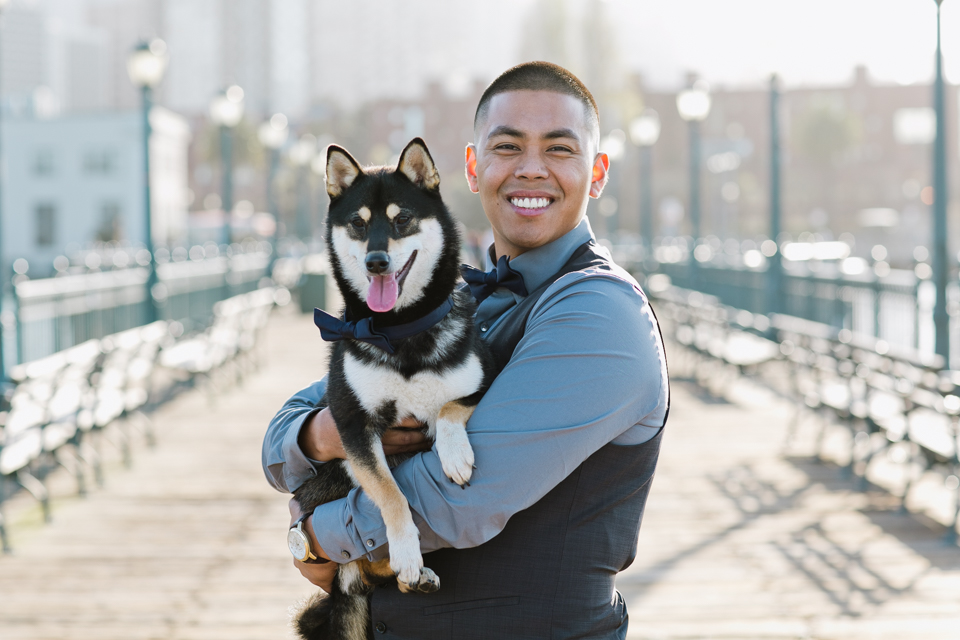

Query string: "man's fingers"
[383, 425, 429, 449]
[385, 429, 426, 445]
[383, 443, 429, 456]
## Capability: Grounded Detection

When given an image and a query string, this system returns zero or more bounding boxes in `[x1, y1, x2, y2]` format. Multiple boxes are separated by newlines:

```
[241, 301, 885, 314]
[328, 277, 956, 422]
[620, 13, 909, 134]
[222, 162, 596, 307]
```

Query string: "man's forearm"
[299, 408, 346, 462]
[262, 378, 329, 492]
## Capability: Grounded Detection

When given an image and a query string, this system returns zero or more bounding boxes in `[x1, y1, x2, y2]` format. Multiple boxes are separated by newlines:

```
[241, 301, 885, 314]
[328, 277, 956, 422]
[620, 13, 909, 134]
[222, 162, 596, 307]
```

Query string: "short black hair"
[474, 61, 599, 135]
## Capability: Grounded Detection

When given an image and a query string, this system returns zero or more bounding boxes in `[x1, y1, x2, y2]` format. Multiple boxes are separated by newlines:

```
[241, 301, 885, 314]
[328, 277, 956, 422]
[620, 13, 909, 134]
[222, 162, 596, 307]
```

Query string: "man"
[263, 61, 668, 639]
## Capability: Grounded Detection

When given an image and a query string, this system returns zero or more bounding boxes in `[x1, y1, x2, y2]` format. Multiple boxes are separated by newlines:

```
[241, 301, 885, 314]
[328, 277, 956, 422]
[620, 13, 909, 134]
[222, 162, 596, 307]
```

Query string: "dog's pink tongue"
[367, 273, 399, 312]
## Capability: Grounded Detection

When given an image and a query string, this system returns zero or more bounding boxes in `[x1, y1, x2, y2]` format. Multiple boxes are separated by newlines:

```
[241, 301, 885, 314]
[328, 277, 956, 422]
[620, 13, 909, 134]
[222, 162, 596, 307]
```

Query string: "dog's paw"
[436, 422, 475, 486]
[416, 567, 440, 593]
[390, 527, 425, 593]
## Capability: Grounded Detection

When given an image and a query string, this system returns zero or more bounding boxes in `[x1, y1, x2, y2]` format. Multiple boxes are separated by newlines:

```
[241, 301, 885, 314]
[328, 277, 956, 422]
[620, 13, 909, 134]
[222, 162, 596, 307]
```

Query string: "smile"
[510, 197, 551, 210]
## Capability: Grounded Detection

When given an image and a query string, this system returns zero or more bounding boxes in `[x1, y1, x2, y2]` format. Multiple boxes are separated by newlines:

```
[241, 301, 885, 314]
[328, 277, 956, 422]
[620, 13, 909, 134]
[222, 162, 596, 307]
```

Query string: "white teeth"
[511, 197, 550, 209]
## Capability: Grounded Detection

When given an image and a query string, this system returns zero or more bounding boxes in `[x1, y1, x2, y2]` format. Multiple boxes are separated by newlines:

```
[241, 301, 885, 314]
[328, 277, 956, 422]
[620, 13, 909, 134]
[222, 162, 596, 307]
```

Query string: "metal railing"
[617, 240, 960, 369]
[12, 244, 272, 364]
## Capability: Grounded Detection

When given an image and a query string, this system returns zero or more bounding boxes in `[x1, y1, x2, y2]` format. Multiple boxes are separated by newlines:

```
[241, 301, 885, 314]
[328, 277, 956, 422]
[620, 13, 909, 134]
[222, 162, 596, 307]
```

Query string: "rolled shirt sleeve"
[311, 269, 669, 563]
[262, 377, 329, 492]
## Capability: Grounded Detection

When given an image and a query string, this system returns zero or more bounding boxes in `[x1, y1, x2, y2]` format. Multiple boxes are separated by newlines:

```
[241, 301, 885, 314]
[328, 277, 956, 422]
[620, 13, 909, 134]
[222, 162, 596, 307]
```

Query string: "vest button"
[366, 539, 375, 547]
[480, 322, 488, 332]
[341, 550, 350, 559]
[375, 622, 387, 634]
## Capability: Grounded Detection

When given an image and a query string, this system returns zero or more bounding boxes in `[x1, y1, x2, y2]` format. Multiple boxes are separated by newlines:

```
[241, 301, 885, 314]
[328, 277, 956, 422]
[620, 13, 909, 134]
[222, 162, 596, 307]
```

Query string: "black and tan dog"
[292, 138, 495, 640]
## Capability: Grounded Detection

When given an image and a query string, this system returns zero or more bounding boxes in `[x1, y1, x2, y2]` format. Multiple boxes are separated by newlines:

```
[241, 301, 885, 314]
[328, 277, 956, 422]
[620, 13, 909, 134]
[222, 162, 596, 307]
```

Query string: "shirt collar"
[485, 217, 595, 294]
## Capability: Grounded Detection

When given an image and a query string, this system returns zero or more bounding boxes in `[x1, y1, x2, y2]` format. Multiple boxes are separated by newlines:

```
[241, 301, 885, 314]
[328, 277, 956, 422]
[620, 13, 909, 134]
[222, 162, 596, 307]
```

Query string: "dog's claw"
[416, 567, 440, 593]
[472, 465, 477, 470]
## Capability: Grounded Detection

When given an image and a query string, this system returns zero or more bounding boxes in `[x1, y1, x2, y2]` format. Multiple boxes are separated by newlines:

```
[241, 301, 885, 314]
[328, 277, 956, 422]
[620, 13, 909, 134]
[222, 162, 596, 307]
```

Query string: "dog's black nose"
[365, 251, 391, 274]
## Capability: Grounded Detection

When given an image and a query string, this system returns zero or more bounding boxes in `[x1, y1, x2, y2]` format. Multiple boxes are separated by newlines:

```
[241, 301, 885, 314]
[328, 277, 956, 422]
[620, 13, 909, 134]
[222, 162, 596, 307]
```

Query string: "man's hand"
[289, 498, 337, 593]
[299, 407, 431, 461]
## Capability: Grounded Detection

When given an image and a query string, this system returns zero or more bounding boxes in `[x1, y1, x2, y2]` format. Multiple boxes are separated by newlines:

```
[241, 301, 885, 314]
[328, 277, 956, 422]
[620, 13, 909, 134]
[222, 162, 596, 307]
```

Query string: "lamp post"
[931, 0, 950, 364]
[767, 74, 783, 317]
[629, 109, 661, 256]
[257, 113, 288, 222]
[209, 85, 244, 247]
[126, 38, 168, 324]
[677, 80, 711, 285]
[288, 134, 316, 241]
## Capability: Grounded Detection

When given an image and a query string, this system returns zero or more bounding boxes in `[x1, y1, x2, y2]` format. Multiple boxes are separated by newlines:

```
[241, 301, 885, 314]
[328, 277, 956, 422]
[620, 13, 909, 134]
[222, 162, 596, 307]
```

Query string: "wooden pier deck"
[1, 307, 957, 639]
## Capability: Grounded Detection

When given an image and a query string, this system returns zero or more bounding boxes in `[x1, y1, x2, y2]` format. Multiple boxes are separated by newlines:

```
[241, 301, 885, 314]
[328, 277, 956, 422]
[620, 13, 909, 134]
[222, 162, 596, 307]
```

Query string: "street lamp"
[629, 109, 661, 254]
[931, 0, 951, 365]
[677, 80, 711, 286]
[209, 85, 244, 246]
[127, 38, 168, 324]
[288, 134, 316, 241]
[257, 113, 288, 221]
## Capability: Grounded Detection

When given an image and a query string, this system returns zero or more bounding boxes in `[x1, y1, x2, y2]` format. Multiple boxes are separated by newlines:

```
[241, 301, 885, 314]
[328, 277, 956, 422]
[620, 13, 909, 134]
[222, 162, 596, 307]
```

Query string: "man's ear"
[397, 138, 440, 190]
[465, 144, 479, 194]
[589, 152, 610, 199]
[326, 145, 362, 199]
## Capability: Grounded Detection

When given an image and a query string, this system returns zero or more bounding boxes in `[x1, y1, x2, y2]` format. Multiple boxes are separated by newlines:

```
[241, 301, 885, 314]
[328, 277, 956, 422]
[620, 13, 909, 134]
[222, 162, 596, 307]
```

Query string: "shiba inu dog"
[291, 138, 495, 640]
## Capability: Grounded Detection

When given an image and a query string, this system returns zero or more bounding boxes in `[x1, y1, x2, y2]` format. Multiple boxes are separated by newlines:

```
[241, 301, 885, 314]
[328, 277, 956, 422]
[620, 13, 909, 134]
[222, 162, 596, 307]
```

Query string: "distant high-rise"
[0, 5, 48, 107]
[86, 0, 163, 111]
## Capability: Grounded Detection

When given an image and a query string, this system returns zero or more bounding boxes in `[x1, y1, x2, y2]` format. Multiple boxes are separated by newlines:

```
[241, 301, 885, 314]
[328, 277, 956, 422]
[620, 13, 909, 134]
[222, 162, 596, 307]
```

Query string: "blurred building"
[1, 108, 191, 276]
[633, 67, 958, 266]
[0, 3, 50, 113]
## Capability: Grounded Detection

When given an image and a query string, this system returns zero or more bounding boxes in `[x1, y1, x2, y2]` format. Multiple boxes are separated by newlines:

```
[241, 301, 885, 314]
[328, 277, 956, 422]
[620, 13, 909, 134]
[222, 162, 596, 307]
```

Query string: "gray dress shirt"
[262, 217, 668, 563]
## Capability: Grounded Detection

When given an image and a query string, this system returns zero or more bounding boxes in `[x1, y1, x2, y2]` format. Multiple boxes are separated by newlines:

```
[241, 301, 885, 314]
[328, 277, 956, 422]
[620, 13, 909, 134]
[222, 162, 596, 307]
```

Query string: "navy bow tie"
[313, 297, 454, 354]
[460, 256, 528, 303]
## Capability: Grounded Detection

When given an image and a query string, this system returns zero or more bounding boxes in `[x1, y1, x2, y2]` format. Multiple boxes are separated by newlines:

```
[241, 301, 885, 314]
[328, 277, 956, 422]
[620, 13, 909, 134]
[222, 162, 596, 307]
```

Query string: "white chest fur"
[343, 352, 483, 428]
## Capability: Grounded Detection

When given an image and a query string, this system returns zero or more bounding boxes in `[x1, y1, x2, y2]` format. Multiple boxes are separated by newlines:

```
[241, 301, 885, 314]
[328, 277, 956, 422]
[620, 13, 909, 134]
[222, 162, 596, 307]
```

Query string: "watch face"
[287, 527, 309, 561]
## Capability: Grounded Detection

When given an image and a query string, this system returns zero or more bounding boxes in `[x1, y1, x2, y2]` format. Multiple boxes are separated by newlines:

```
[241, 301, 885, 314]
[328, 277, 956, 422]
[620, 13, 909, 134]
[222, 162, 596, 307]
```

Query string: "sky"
[605, 0, 960, 89]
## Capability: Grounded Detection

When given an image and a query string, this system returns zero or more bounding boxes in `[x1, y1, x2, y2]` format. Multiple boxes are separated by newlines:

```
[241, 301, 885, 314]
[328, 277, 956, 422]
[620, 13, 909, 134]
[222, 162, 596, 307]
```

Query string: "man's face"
[466, 90, 609, 259]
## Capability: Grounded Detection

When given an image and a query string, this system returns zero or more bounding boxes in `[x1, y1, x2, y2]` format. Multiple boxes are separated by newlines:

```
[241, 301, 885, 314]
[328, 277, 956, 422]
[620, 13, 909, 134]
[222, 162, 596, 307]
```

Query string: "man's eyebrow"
[488, 125, 524, 138]
[543, 128, 580, 141]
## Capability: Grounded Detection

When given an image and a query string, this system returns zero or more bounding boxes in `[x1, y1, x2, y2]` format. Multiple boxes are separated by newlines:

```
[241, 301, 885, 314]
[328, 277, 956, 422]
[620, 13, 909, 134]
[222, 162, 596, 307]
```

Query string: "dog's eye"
[395, 214, 411, 226]
[350, 217, 366, 229]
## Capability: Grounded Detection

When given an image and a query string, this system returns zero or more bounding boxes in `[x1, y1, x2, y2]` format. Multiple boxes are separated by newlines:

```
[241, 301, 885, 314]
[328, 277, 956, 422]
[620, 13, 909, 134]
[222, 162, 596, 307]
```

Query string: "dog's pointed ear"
[326, 145, 362, 199]
[397, 138, 440, 191]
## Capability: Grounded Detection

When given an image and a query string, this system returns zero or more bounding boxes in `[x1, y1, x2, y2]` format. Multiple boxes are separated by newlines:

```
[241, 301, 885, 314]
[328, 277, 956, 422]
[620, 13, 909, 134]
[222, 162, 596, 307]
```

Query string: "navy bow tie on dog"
[313, 296, 455, 354]
[460, 256, 528, 303]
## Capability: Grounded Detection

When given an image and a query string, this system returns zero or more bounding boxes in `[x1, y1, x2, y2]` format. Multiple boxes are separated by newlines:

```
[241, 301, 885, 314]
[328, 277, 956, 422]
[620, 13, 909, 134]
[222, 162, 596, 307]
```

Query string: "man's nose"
[514, 150, 549, 180]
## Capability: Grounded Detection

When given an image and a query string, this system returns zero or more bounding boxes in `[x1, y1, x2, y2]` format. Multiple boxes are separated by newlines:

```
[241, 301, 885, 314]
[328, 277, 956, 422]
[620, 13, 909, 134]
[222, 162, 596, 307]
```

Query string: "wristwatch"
[288, 512, 328, 564]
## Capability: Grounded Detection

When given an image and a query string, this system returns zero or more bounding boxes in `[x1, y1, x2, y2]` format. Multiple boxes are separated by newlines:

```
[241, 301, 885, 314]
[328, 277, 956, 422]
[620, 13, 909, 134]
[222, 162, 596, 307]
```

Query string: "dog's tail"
[293, 583, 371, 640]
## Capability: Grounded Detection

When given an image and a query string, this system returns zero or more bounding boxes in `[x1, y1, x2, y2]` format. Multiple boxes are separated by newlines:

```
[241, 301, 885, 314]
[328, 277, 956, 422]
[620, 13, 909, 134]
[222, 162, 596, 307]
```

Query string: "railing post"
[932, 0, 951, 361]
[767, 74, 783, 317]
[873, 278, 882, 340]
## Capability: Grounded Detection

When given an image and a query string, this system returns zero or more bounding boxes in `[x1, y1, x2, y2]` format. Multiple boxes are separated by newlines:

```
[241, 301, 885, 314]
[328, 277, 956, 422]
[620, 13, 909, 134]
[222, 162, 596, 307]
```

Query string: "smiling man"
[264, 61, 669, 639]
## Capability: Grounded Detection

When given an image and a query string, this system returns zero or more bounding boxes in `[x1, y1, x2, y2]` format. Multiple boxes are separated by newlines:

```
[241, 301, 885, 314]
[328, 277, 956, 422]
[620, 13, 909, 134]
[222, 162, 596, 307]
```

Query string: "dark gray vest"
[369, 242, 665, 639]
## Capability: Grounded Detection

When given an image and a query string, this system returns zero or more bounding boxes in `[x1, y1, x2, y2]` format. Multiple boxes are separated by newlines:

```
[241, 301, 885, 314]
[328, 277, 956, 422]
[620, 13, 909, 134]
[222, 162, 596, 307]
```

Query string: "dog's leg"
[357, 557, 396, 587]
[434, 400, 476, 486]
[346, 442, 439, 594]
